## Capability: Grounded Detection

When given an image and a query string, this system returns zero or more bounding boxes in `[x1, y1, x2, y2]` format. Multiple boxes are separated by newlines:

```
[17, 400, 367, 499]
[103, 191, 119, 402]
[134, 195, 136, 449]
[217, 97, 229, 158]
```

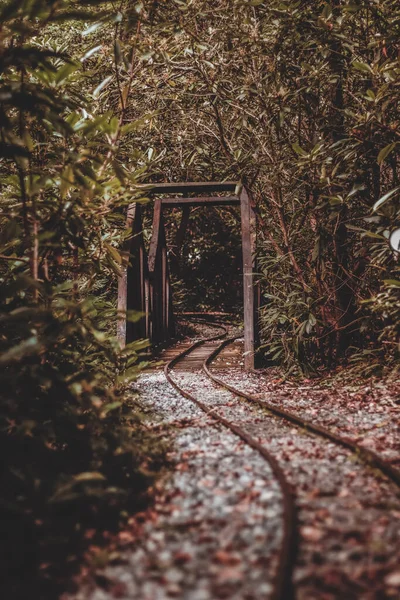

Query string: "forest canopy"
[125, 0, 400, 373]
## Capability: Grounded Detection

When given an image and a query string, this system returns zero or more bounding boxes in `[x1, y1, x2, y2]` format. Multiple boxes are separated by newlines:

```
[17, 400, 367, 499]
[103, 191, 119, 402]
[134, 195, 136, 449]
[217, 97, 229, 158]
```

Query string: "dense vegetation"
[161, 205, 243, 313]
[0, 1, 165, 596]
[127, 0, 399, 373]
[0, 0, 399, 595]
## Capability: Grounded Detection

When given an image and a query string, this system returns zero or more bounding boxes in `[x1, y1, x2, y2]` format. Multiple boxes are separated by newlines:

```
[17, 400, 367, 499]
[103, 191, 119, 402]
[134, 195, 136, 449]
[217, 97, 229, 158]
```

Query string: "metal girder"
[161, 196, 240, 208]
[148, 181, 239, 194]
[117, 204, 150, 348]
[119, 182, 259, 369]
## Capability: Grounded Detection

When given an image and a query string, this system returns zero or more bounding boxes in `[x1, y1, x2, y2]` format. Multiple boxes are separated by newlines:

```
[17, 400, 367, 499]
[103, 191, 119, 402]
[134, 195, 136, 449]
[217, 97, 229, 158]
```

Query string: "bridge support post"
[240, 186, 259, 370]
[117, 203, 149, 348]
[148, 199, 175, 344]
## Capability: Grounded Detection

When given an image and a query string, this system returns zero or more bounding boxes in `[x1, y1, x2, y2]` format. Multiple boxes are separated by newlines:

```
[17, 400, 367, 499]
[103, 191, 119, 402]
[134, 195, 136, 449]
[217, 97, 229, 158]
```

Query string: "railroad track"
[164, 318, 400, 600]
[205, 336, 400, 489]
[165, 321, 296, 600]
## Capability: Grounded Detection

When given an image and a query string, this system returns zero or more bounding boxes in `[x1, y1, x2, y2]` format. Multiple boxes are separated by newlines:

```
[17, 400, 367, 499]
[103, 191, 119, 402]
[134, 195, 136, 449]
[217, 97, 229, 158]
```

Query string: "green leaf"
[73, 472, 106, 482]
[321, 4, 332, 19]
[347, 184, 365, 198]
[82, 21, 104, 36]
[104, 242, 122, 264]
[361, 232, 386, 240]
[114, 40, 123, 64]
[120, 114, 155, 135]
[0, 336, 42, 365]
[377, 143, 396, 165]
[383, 279, 400, 287]
[60, 165, 74, 198]
[93, 75, 112, 98]
[55, 62, 79, 85]
[81, 44, 103, 62]
[352, 61, 373, 74]
[373, 187, 400, 212]
[102, 401, 122, 414]
[329, 196, 343, 206]
[74, 112, 112, 135]
[292, 143, 308, 157]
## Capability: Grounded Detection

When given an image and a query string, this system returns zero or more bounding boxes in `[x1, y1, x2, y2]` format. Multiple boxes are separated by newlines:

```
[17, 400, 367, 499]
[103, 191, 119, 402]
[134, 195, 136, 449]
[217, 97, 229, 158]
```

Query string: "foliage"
[1, 0, 399, 588]
[120, 0, 400, 372]
[162, 205, 243, 313]
[0, 0, 166, 594]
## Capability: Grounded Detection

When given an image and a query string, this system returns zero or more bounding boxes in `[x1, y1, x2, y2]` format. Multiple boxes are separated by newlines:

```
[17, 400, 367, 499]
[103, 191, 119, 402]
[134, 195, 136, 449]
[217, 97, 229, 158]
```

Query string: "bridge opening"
[162, 204, 243, 315]
[118, 182, 259, 369]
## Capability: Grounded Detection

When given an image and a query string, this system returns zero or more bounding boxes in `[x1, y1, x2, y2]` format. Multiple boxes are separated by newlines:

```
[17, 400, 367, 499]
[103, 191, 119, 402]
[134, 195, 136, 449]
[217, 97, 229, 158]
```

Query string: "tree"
[119, 0, 399, 372]
[0, 1, 164, 595]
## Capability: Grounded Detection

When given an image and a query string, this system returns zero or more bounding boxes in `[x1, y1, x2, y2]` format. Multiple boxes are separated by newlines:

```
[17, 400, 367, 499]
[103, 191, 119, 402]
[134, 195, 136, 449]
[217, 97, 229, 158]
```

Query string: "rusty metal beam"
[240, 186, 259, 370]
[149, 181, 239, 194]
[161, 196, 240, 208]
[117, 203, 150, 348]
[148, 199, 175, 344]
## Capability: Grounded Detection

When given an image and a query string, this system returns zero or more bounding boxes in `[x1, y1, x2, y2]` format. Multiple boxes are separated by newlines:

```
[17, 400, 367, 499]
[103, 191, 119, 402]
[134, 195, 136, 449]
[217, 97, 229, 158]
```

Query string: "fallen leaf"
[385, 571, 400, 587]
[174, 551, 192, 564]
[214, 550, 241, 566]
[301, 526, 324, 542]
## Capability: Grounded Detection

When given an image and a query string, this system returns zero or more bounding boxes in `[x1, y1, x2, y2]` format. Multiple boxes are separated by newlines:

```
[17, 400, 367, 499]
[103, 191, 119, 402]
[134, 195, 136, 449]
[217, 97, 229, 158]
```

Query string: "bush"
[0, 1, 166, 594]
[116, 0, 400, 371]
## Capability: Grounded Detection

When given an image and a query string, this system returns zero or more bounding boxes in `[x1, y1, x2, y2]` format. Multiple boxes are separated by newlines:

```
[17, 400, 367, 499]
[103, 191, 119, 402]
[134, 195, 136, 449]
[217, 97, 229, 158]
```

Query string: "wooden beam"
[161, 196, 240, 208]
[148, 199, 175, 344]
[240, 187, 259, 370]
[148, 199, 162, 274]
[148, 181, 239, 194]
[117, 203, 149, 347]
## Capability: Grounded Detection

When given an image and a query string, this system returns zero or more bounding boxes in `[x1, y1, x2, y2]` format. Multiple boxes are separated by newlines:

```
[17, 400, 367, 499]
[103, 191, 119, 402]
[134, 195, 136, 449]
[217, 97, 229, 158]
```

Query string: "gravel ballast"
[67, 329, 400, 600]
[69, 367, 284, 600]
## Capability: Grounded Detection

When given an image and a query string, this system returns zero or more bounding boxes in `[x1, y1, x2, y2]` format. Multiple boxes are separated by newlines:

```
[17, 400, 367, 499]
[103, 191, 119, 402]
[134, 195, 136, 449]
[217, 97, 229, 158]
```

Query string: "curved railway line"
[164, 321, 296, 600]
[205, 336, 400, 489]
[164, 317, 400, 600]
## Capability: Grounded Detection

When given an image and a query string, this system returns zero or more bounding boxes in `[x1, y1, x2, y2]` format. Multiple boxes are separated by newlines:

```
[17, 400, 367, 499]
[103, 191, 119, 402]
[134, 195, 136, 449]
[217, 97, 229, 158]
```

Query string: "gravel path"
[212, 340, 400, 467]
[68, 330, 400, 600]
[207, 346, 400, 598]
[70, 367, 284, 600]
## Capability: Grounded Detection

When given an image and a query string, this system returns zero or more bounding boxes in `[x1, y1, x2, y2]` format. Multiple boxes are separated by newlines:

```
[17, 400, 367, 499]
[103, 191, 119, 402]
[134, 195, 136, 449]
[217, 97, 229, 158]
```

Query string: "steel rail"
[204, 336, 400, 489]
[164, 322, 296, 600]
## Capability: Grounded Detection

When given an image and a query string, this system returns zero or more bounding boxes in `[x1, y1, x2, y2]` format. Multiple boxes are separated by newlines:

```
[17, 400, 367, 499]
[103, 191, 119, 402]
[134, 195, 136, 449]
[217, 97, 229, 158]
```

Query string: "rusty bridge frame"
[118, 181, 259, 370]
